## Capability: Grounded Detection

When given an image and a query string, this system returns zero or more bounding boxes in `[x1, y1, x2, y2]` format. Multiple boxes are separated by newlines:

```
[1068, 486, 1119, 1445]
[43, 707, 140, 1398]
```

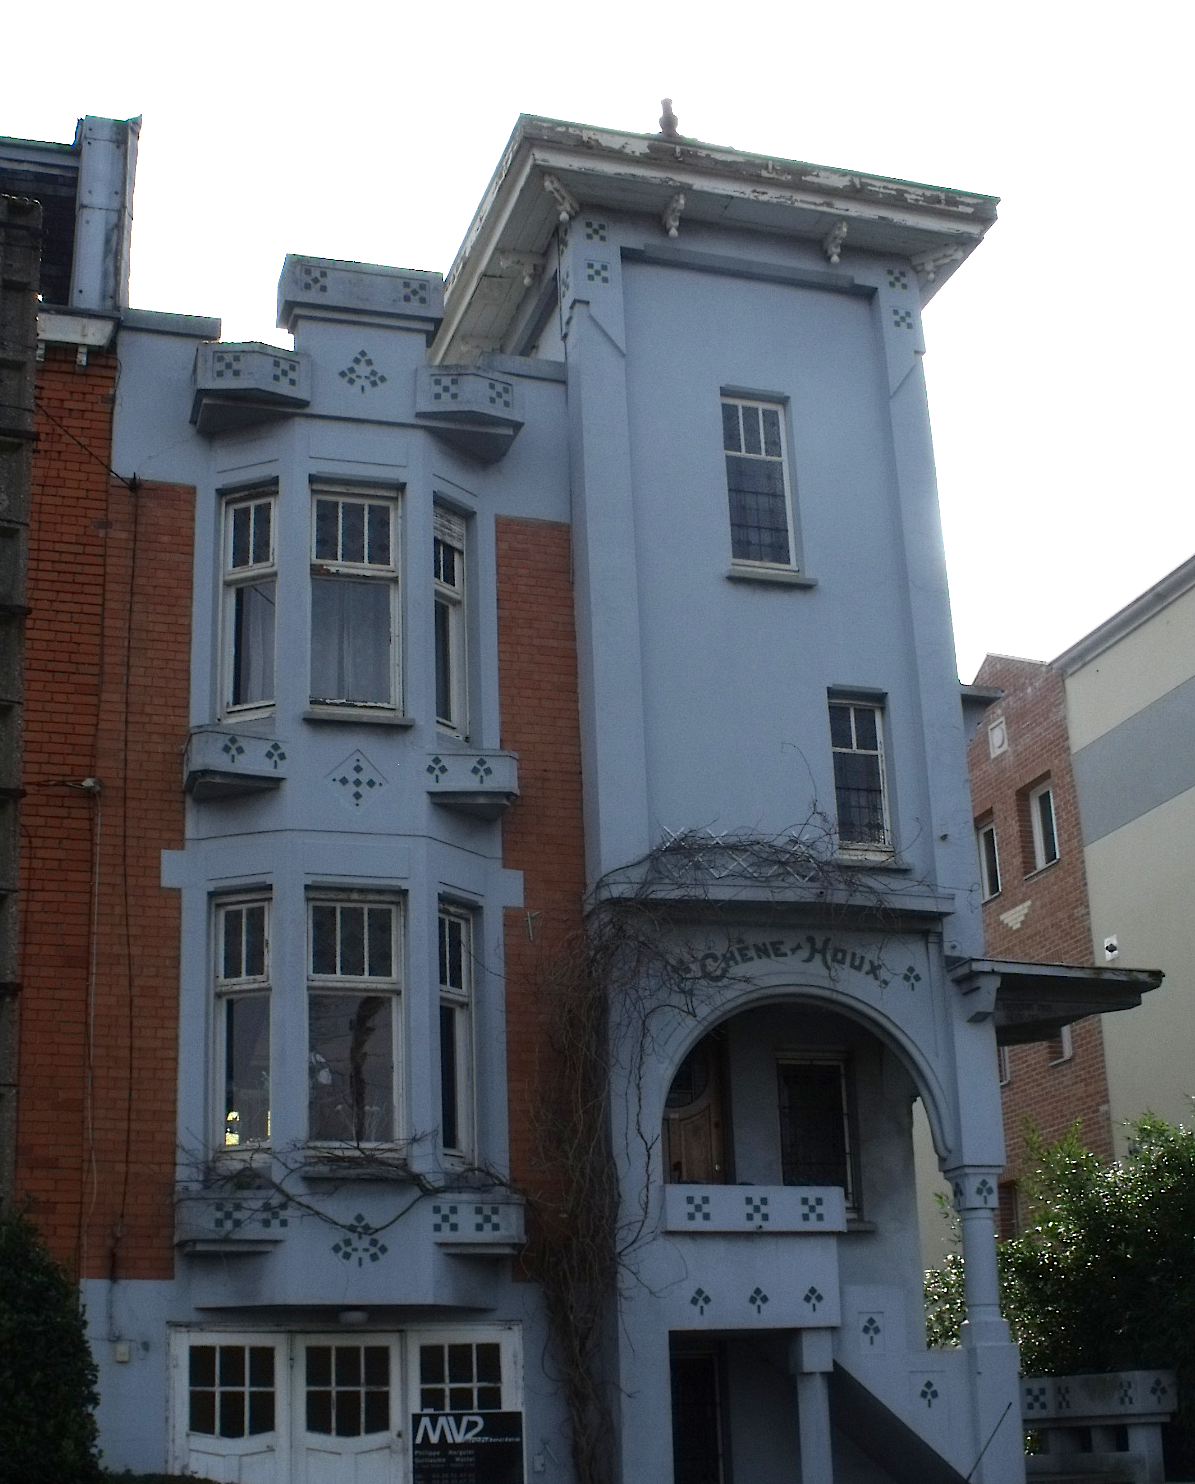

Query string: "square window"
[310, 490, 400, 708]
[433, 509, 467, 736]
[223, 491, 276, 713]
[216, 900, 271, 1148]
[828, 700, 890, 850]
[721, 396, 797, 568]
[1029, 783, 1059, 871]
[977, 820, 1001, 900]
[308, 897, 401, 1144]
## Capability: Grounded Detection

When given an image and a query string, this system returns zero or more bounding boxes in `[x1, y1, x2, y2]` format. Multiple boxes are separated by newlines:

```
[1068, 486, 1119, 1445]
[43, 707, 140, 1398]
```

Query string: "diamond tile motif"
[1057, 1383, 1072, 1410]
[486, 380, 513, 410]
[431, 375, 460, 402]
[748, 1287, 769, 1315]
[432, 1203, 460, 1234]
[213, 1200, 246, 1231]
[257, 1198, 289, 1229]
[301, 265, 329, 294]
[470, 757, 493, 780]
[473, 1205, 502, 1233]
[920, 1379, 939, 1408]
[800, 1195, 825, 1223]
[891, 307, 914, 330]
[271, 357, 299, 387]
[213, 351, 244, 379]
[690, 1286, 711, 1316]
[583, 219, 608, 242]
[221, 735, 245, 763]
[332, 1213, 389, 1266]
[1023, 1383, 1049, 1413]
[400, 278, 430, 306]
[426, 756, 449, 781]
[974, 1177, 995, 1204]
[902, 965, 921, 988]
[1150, 1377, 1169, 1403]
[743, 1194, 770, 1228]
[802, 1286, 824, 1314]
[585, 261, 610, 285]
[684, 1194, 712, 1223]
[328, 751, 387, 810]
[886, 268, 909, 290]
[861, 1315, 881, 1346]
[1118, 1379, 1136, 1408]
[339, 349, 388, 393]
[265, 742, 286, 769]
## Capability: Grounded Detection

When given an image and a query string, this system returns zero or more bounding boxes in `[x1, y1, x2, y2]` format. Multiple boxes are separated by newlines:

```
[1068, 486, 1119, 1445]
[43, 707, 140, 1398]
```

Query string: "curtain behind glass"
[310, 578, 391, 704]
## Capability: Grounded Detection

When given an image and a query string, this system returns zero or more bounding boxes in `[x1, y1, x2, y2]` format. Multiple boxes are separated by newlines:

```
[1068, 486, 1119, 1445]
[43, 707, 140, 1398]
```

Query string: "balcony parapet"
[663, 1183, 846, 1234]
[191, 341, 311, 434]
[414, 366, 524, 463]
[426, 748, 518, 820]
[185, 727, 288, 801]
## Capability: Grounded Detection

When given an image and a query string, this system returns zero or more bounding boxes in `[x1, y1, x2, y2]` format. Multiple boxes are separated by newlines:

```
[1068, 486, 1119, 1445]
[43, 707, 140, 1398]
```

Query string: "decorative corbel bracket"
[912, 245, 965, 284]
[543, 173, 580, 224]
[822, 221, 848, 265]
[498, 252, 547, 287]
[662, 192, 685, 239]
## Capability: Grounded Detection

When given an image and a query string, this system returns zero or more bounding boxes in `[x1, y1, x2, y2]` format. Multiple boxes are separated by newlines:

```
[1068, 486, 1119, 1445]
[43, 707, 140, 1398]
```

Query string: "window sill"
[1023, 858, 1060, 883]
[303, 707, 415, 728]
[835, 847, 899, 866]
[844, 1218, 877, 1234]
[725, 564, 818, 588]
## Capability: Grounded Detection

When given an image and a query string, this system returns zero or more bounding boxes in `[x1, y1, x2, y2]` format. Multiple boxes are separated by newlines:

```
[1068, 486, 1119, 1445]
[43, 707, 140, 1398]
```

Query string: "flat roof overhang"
[433, 115, 999, 364]
[950, 958, 1164, 1045]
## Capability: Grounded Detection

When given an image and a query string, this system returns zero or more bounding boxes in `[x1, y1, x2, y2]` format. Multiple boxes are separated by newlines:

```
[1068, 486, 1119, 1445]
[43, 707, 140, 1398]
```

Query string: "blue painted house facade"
[82, 114, 1120, 1483]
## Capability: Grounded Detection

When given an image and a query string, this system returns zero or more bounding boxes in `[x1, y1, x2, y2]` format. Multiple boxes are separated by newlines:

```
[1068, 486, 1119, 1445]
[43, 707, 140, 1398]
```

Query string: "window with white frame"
[308, 897, 401, 1143]
[433, 509, 467, 735]
[187, 1341, 277, 1439]
[777, 1057, 857, 1210]
[310, 488, 400, 708]
[720, 396, 796, 567]
[828, 700, 890, 849]
[216, 900, 271, 1149]
[977, 819, 1001, 899]
[438, 905, 473, 1157]
[223, 491, 276, 712]
[1029, 782, 1059, 871]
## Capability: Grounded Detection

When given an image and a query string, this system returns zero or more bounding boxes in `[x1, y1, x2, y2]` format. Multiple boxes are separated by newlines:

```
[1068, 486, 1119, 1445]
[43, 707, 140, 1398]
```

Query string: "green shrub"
[0, 1207, 101, 1483]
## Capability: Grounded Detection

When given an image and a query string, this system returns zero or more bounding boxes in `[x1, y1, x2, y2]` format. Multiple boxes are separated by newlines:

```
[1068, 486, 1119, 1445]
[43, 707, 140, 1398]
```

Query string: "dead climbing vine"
[527, 816, 933, 1484]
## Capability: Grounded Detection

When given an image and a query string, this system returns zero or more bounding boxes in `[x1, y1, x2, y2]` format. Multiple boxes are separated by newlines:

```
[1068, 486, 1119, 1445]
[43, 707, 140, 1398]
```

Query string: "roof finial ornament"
[659, 99, 680, 139]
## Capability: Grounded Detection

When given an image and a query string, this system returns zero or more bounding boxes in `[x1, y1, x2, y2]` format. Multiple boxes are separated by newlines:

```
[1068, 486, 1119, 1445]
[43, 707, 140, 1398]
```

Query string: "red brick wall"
[968, 655, 1112, 1209]
[17, 344, 192, 1279]
[494, 518, 586, 1194]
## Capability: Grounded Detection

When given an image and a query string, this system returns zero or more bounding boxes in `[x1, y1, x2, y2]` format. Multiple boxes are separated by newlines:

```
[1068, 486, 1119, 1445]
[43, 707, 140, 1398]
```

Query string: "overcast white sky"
[6, 1, 1192, 679]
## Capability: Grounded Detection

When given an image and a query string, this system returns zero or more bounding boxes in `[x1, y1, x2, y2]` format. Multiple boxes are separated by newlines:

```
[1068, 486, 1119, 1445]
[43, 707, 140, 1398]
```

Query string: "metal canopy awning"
[949, 957, 1164, 1045]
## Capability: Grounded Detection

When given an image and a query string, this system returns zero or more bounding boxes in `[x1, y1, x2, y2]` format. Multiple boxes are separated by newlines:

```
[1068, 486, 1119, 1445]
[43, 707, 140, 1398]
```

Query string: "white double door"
[169, 1326, 519, 1484]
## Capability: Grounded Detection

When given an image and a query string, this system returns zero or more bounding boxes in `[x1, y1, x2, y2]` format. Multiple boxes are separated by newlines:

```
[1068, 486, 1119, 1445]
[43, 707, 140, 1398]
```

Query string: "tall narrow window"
[828, 700, 890, 849]
[223, 492, 276, 711]
[310, 489, 399, 708]
[308, 898, 401, 1144]
[433, 509, 467, 735]
[438, 906, 473, 1157]
[216, 900, 271, 1148]
[977, 820, 1001, 899]
[1029, 783, 1059, 870]
[720, 396, 795, 567]
[777, 1058, 856, 1208]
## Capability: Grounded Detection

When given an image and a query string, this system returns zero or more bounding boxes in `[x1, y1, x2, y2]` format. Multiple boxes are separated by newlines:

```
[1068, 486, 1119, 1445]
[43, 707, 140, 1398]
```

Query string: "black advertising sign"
[411, 1410, 524, 1484]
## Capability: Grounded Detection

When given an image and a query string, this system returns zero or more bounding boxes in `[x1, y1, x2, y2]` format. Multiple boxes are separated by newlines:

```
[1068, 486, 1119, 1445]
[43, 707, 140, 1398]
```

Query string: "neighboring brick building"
[968, 557, 1195, 1239]
[967, 656, 1113, 1231]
